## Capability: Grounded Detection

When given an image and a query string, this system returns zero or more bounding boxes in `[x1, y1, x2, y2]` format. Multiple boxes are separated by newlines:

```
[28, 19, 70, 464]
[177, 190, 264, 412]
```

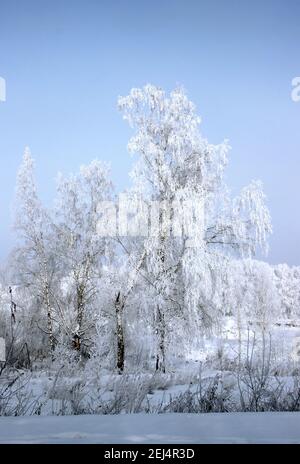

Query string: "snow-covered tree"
[13, 148, 57, 353]
[274, 264, 300, 319]
[53, 160, 113, 351]
[5, 85, 275, 376]
[118, 84, 272, 369]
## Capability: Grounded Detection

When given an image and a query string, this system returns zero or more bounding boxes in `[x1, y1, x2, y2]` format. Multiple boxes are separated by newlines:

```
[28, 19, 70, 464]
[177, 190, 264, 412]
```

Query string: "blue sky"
[0, 0, 299, 264]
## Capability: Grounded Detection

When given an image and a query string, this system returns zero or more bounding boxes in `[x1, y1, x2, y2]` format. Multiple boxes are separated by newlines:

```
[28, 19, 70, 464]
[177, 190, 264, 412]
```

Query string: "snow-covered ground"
[0, 412, 300, 444]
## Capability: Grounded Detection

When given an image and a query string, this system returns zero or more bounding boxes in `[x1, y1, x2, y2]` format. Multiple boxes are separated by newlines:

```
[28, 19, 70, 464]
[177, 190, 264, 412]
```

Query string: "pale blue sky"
[0, 0, 299, 264]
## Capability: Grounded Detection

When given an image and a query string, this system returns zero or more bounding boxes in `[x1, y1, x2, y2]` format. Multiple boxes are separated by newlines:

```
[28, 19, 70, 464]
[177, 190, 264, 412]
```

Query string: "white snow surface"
[0, 412, 300, 444]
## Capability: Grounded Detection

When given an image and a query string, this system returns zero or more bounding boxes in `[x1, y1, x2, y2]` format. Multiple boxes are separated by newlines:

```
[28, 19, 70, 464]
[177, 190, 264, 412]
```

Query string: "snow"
[0, 412, 300, 444]
[1, 84, 300, 446]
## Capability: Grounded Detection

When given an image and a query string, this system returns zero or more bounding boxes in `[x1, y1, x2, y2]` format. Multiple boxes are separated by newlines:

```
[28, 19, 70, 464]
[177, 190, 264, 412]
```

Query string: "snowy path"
[0, 412, 300, 444]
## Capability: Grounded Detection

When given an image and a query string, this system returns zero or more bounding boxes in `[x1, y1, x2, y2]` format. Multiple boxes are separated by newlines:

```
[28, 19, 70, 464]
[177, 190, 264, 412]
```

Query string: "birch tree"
[118, 84, 272, 370]
[53, 160, 113, 351]
[13, 148, 57, 353]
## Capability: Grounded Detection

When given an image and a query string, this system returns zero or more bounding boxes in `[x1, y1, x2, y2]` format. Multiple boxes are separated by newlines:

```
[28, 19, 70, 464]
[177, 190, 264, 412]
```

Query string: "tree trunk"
[41, 253, 55, 354]
[113, 249, 146, 373]
[76, 282, 85, 340]
[155, 306, 166, 373]
[115, 292, 125, 373]
[155, 201, 168, 373]
[44, 281, 55, 353]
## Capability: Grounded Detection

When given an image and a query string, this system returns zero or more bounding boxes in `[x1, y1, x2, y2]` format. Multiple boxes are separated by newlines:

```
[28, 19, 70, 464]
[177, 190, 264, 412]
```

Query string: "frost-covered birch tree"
[118, 84, 272, 369]
[13, 148, 57, 353]
[53, 160, 113, 352]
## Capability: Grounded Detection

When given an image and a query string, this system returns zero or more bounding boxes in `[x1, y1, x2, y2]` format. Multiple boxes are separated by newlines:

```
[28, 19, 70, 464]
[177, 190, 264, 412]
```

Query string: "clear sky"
[0, 0, 299, 265]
